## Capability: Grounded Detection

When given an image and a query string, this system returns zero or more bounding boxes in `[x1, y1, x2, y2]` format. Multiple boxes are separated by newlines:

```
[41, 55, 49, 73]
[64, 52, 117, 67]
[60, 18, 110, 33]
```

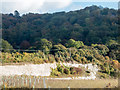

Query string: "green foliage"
[2, 5, 118, 48]
[65, 39, 75, 48]
[73, 54, 80, 62]
[65, 39, 84, 49]
[51, 64, 69, 76]
[57, 64, 64, 73]
[108, 44, 120, 61]
[1, 39, 13, 52]
[106, 40, 118, 46]
[1, 38, 119, 78]
[51, 64, 83, 76]
[94, 44, 109, 56]
[36, 39, 52, 53]
[33, 57, 44, 64]
[91, 44, 98, 47]
[51, 68, 61, 76]
[98, 72, 109, 79]
[48, 55, 55, 63]
[64, 68, 70, 74]
[52, 44, 66, 54]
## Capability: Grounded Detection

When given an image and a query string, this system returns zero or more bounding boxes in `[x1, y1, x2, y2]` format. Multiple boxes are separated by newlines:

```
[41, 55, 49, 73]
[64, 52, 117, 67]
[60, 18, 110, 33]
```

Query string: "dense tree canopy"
[2, 5, 119, 49]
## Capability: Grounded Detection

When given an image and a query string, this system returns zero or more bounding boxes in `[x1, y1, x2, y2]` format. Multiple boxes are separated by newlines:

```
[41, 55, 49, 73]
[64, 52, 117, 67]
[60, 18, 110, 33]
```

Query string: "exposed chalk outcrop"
[0, 63, 99, 80]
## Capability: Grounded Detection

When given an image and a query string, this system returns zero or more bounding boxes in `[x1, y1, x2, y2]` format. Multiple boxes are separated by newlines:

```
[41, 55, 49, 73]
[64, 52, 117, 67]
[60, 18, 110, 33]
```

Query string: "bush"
[1, 39, 14, 52]
[100, 73, 108, 78]
[64, 68, 70, 74]
[48, 55, 55, 63]
[51, 68, 61, 76]
[65, 39, 84, 49]
[51, 64, 83, 76]
[81, 57, 87, 64]
[71, 67, 82, 75]
[73, 54, 80, 62]
[94, 44, 109, 56]
[52, 44, 66, 54]
[33, 57, 44, 64]
[55, 57, 60, 62]
[57, 64, 64, 73]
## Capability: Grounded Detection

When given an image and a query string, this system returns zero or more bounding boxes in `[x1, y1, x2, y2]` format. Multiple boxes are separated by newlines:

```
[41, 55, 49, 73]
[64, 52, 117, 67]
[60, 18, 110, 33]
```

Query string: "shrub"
[55, 57, 60, 62]
[51, 64, 83, 76]
[1, 39, 14, 52]
[51, 68, 61, 76]
[100, 73, 108, 78]
[64, 68, 70, 74]
[65, 39, 84, 49]
[86, 56, 93, 62]
[105, 56, 110, 60]
[48, 55, 55, 63]
[44, 59, 49, 63]
[71, 67, 82, 75]
[57, 64, 64, 73]
[94, 44, 109, 56]
[78, 49, 86, 56]
[52, 44, 66, 53]
[81, 57, 87, 64]
[73, 54, 80, 62]
[32, 57, 44, 64]
[70, 68, 76, 74]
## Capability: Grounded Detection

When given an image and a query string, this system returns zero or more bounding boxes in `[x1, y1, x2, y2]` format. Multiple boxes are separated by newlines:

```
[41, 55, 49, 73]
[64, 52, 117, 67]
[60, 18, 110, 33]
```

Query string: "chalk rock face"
[0, 63, 99, 80]
[0, 63, 57, 76]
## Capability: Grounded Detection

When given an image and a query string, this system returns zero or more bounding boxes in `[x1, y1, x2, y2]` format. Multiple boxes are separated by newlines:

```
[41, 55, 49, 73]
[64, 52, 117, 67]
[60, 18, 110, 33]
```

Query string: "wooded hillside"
[2, 5, 119, 49]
